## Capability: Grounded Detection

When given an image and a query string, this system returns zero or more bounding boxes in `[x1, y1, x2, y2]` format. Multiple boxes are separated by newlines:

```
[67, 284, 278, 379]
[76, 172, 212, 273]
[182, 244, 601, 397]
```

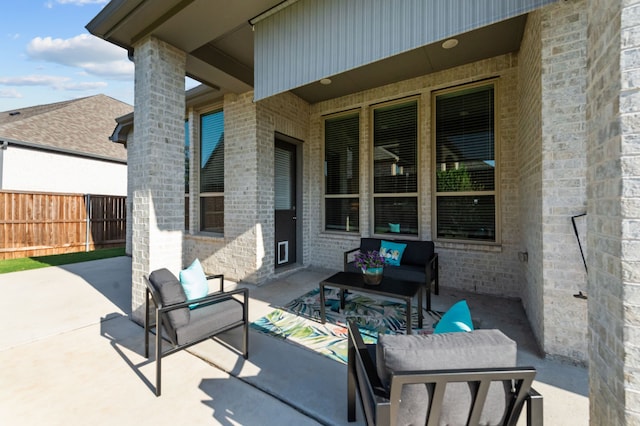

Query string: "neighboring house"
[0, 94, 132, 196]
[87, 1, 637, 421]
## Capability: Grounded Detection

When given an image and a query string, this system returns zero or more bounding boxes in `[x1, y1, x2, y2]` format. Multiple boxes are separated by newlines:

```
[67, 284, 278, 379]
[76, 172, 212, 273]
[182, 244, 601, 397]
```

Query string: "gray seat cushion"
[376, 329, 517, 425]
[175, 298, 244, 345]
[148, 268, 190, 329]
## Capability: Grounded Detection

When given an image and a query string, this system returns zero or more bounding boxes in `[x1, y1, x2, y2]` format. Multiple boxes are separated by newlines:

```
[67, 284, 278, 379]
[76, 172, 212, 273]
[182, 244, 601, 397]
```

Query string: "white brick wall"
[588, 0, 640, 422]
[130, 37, 186, 323]
[308, 54, 524, 299]
[183, 91, 310, 284]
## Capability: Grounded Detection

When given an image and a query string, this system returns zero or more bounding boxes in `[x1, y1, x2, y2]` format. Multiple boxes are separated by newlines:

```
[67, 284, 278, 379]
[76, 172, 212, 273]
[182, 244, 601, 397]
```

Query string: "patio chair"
[144, 268, 249, 396]
[347, 320, 542, 425]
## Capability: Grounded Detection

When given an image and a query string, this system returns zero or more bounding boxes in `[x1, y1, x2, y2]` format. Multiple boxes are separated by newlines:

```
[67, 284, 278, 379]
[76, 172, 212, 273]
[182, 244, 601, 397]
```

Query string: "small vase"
[363, 267, 383, 285]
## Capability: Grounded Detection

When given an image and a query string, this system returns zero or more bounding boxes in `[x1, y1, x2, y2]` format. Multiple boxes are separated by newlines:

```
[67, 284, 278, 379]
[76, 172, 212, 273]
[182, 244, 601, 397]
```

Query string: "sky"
[0, 0, 199, 112]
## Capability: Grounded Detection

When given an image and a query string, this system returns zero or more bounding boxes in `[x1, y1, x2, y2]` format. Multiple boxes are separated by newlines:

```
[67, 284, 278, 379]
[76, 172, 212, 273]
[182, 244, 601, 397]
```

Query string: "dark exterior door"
[275, 139, 297, 268]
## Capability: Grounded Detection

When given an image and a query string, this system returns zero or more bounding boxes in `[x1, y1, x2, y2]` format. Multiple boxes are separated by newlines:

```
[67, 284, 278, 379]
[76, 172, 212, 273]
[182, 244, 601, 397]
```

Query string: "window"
[200, 110, 224, 234]
[372, 99, 418, 236]
[434, 82, 497, 242]
[324, 112, 360, 232]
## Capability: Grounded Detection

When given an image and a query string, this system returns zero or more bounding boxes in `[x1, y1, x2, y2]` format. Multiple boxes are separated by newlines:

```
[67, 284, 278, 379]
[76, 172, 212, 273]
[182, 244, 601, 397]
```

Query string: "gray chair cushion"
[376, 329, 517, 426]
[176, 298, 244, 345]
[148, 268, 190, 329]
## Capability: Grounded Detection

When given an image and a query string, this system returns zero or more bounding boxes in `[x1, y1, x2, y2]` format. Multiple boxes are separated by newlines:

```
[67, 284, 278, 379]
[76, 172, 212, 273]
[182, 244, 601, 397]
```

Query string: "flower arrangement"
[353, 250, 386, 272]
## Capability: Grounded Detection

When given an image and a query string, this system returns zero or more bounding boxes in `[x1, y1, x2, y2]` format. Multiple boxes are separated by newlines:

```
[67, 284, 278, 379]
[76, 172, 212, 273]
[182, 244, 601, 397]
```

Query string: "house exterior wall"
[587, 0, 640, 422]
[307, 54, 524, 298]
[540, 0, 589, 361]
[1, 145, 126, 196]
[183, 91, 310, 283]
[518, 7, 545, 355]
[253, 0, 557, 100]
[129, 36, 186, 323]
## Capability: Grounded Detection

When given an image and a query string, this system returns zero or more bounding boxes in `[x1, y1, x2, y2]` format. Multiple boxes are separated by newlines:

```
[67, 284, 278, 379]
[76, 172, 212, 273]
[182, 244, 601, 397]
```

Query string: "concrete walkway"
[0, 257, 319, 426]
[0, 256, 589, 425]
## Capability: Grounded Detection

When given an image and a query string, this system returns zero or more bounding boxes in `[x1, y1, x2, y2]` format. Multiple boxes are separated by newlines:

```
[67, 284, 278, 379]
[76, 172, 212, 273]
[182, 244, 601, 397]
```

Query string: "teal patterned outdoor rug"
[251, 288, 442, 364]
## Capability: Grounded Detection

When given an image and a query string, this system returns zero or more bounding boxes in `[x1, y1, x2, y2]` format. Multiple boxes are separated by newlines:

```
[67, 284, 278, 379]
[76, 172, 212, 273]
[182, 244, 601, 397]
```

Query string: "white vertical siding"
[254, 0, 557, 100]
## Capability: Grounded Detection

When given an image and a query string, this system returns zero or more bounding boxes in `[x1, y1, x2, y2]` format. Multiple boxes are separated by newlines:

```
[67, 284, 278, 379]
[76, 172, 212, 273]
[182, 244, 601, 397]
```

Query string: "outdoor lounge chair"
[144, 268, 248, 396]
[347, 320, 542, 425]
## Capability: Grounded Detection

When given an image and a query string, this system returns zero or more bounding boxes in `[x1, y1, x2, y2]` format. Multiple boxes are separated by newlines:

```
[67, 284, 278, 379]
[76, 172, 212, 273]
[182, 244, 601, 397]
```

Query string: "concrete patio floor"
[0, 256, 588, 425]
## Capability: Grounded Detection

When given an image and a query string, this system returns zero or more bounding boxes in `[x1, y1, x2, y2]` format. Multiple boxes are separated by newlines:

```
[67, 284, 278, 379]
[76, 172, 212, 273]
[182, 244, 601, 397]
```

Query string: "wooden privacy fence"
[0, 191, 126, 260]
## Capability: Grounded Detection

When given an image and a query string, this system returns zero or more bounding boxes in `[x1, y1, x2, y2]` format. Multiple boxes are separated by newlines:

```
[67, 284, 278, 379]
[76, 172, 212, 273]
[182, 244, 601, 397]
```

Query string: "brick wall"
[184, 91, 309, 284]
[518, 8, 545, 352]
[541, 0, 589, 362]
[129, 37, 186, 323]
[587, 0, 640, 423]
[308, 54, 524, 298]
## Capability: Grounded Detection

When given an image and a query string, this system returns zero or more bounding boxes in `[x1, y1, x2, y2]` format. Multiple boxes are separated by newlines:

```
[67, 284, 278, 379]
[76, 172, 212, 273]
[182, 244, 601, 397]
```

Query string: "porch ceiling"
[87, 1, 527, 104]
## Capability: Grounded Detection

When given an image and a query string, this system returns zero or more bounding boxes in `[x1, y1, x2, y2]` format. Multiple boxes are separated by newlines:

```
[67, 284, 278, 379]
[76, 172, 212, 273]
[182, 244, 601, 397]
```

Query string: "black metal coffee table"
[319, 271, 423, 334]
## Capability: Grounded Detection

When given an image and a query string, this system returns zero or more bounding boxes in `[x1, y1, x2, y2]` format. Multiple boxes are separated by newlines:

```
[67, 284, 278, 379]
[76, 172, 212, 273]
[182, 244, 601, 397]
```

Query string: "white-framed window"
[324, 111, 360, 232]
[199, 109, 224, 234]
[372, 98, 419, 236]
[433, 81, 498, 243]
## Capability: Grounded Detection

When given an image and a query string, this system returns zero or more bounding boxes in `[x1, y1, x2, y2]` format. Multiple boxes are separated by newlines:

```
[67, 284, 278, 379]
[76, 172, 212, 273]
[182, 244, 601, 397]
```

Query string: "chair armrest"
[159, 287, 248, 313]
[347, 320, 388, 397]
[206, 273, 224, 292]
[344, 247, 361, 271]
[424, 253, 439, 295]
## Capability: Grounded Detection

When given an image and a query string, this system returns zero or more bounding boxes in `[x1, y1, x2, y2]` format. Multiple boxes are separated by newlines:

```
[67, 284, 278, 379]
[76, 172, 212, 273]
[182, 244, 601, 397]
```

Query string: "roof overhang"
[86, 0, 283, 96]
[110, 84, 222, 145]
[88, 0, 558, 104]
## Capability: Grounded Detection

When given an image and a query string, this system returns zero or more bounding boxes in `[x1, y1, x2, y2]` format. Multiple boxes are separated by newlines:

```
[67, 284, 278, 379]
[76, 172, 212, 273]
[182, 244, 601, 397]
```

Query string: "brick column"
[129, 37, 186, 323]
[588, 0, 640, 423]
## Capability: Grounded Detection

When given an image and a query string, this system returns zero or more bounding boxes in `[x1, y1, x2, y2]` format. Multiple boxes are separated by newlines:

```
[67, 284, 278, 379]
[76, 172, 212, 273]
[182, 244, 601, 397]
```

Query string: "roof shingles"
[0, 94, 132, 161]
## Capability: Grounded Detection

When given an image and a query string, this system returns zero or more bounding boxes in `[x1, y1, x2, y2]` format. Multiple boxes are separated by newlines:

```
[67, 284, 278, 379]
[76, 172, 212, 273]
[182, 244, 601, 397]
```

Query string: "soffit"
[291, 15, 527, 104]
[89, 1, 538, 104]
[86, 0, 280, 92]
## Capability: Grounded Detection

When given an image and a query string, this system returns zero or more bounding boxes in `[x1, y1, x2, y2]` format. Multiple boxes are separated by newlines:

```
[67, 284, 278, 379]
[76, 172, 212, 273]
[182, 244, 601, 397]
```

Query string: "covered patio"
[0, 256, 587, 424]
[86, 0, 640, 423]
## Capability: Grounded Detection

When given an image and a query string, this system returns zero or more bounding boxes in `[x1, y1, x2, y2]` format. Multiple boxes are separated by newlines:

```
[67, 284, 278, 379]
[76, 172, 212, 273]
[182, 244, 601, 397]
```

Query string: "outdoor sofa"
[344, 237, 439, 310]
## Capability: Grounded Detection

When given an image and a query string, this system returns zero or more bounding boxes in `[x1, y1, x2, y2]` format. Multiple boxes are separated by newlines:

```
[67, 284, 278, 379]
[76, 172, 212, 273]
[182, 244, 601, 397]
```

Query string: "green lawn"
[0, 248, 126, 274]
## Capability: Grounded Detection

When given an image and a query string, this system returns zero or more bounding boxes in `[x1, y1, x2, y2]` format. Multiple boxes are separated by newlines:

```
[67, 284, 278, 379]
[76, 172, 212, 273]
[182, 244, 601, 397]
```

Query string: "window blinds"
[200, 110, 224, 194]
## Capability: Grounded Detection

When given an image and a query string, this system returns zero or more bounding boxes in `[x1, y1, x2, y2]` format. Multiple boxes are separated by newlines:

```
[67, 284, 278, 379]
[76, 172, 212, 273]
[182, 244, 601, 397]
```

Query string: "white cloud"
[50, 0, 108, 5]
[26, 34, 133, 80]
[0, 88, 23, 99]
[0, 75, 107, 91]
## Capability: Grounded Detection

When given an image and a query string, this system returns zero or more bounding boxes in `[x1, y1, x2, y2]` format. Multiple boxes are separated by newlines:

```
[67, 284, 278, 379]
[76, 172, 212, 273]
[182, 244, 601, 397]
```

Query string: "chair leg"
[242, 291, 249, 359]
[155, 313, 162, 396]
[347, 338, 356, 422]
[243, 321, 249, 359]
[144, 289, 150, 358]
[527, 389, 543, 426]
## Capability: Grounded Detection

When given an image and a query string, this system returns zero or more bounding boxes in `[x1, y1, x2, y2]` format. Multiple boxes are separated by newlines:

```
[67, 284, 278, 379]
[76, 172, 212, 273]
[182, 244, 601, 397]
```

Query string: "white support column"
[129, 36, 186, 323]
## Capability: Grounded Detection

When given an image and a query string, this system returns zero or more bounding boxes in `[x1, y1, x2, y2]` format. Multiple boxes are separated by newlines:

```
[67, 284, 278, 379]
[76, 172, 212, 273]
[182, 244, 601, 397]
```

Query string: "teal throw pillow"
[434, 300, 474, 334]
[179, 259, 209, 309]
[389, 223, 400, 233]
[380, 240, 407, 266]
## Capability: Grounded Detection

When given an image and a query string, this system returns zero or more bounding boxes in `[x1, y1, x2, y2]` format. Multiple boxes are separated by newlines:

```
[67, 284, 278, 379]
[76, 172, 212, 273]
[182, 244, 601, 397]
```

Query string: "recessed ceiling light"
[442, 38, 459, 49]
[320, 78, 332, 85]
